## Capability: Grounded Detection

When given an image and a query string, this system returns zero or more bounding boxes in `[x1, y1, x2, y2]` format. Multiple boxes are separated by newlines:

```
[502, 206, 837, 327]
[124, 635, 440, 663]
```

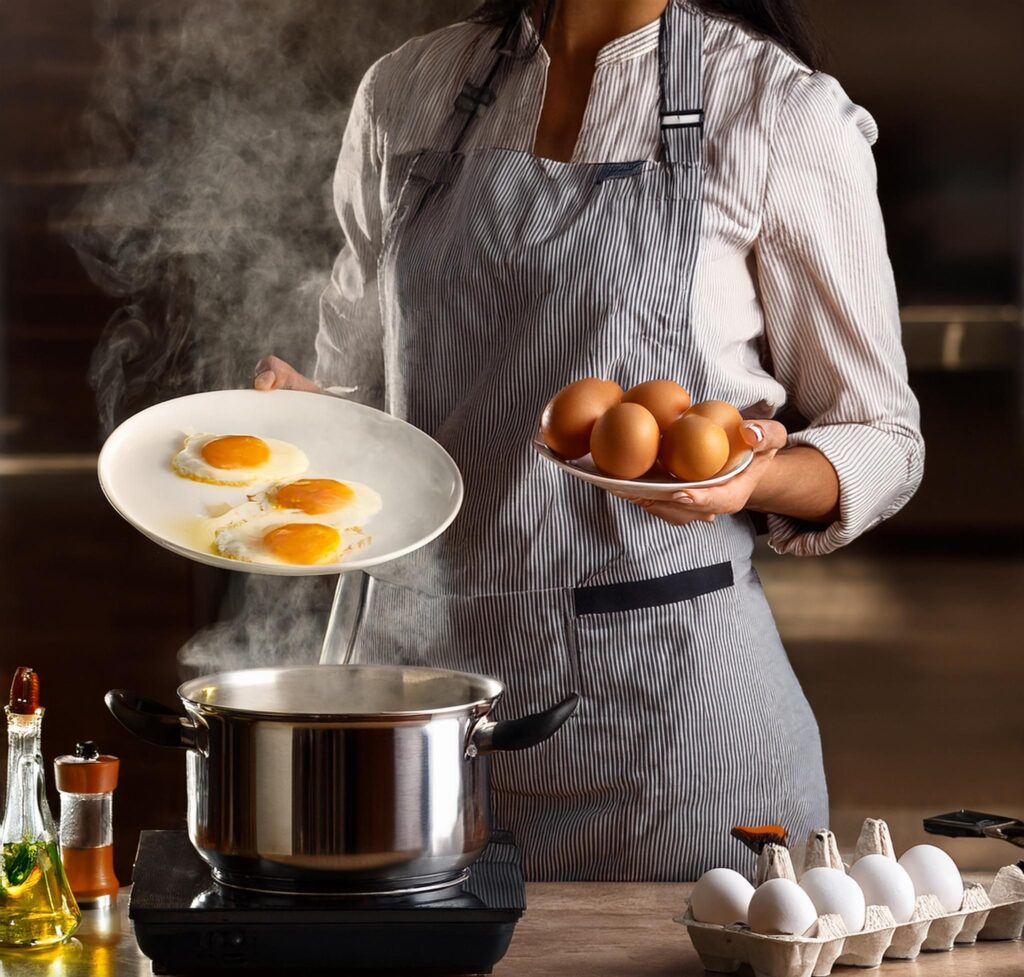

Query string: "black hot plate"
[129, 830, 525, 974]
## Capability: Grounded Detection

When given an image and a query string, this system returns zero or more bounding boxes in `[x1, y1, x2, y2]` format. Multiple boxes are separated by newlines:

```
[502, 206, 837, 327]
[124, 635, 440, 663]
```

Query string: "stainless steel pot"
[106, 665, 577, 894]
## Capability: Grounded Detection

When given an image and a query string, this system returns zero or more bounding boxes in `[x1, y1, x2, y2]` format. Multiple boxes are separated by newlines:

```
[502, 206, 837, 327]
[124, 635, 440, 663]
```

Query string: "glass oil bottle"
[0, 667, 80, 947]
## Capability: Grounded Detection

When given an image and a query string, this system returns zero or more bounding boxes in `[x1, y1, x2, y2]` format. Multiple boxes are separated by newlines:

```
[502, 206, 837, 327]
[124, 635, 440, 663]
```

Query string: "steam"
[71, 0, 468, 432]
[70, 0, 468, 674]
[178, 575, 335, 676]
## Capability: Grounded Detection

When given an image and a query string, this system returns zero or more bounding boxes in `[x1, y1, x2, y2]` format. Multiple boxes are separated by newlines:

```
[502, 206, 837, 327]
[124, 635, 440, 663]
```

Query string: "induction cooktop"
[129, 830, 526, 974]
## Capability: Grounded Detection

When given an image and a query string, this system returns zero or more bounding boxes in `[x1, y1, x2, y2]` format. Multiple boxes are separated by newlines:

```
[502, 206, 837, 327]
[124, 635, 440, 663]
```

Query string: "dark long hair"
[472, 0, 821, 71]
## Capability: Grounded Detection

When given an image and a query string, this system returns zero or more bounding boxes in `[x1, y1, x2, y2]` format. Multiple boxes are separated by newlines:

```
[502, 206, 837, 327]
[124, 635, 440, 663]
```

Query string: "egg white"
[213, 512, 371, 566]
[172, 433, 309, 487]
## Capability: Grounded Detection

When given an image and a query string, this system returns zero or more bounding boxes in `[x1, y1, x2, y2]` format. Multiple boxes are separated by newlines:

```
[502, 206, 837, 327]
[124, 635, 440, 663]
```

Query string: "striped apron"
[349, 1, 828, 881]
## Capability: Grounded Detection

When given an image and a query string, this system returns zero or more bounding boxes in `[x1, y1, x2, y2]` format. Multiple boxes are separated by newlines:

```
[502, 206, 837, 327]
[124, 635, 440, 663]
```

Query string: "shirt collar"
[517, 9, 661, 67]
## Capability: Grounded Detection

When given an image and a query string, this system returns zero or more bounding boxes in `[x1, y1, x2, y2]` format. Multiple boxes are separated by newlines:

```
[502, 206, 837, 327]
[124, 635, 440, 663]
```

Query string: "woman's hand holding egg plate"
[534, 377, 754, 498]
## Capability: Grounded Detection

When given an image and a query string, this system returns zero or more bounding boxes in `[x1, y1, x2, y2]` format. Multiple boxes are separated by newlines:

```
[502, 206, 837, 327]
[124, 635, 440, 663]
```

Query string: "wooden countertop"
[498, 882, 1024, 977]
[0, 882, 1019, 976]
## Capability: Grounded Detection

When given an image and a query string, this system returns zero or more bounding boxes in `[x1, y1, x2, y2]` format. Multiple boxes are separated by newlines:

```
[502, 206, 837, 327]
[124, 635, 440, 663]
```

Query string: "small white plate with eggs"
[532, 436, 753, 499]
[98, 389, 463, 575]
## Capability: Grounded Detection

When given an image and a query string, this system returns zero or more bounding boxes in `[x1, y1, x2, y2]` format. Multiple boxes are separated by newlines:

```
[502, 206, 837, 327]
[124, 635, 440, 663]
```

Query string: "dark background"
[1, 0, 1022, 884]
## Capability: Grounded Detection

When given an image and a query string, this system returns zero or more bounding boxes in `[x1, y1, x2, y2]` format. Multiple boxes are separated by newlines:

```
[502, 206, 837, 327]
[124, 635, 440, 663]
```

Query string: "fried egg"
[203, 476, 381, 566]
[205, 478, 381, 532]
[214, 513, 371, 566]
[264, 477, 381, 527]
[172, 433, 308, 486]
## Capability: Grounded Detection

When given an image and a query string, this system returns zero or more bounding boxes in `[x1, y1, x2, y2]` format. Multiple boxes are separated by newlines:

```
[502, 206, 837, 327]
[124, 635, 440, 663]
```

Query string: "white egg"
[898, 845, 964, 913]
[748, 878, 818, 936]
[799, 867, 866, 933]
[689, 868, 755, 925]
[172, 433, 308, 486]
[849, 854, 916, 924]
[214, 513, 370, 566]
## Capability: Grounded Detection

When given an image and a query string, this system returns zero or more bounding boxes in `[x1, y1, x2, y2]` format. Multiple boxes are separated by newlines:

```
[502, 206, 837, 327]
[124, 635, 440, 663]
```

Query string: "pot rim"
[176, 664, 505, 722]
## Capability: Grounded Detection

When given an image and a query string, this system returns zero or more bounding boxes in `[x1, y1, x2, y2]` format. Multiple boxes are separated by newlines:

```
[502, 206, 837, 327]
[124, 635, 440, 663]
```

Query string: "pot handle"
[105, 689, 196, 750]
[468, 692, 580, 757]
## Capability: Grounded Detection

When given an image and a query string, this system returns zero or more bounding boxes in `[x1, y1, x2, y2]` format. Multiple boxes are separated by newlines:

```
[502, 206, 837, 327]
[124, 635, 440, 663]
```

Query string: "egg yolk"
[201, 435, 270, 470]
[263, 523, 341, 564]
[273, 478, 355, 515]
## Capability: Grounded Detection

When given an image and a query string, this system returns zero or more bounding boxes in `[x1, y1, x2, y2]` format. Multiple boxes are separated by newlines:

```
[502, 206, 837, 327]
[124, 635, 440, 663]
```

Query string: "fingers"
[622, 496, 715, 525]
[672, 482, 745, 514]
[619, 459, 759, 518]
[253, 355, 293, 391]
[609, 488, 716, 523]
[662, 418, 785, 514]
[253, 355, 323, 393]
[741, 419, 787, 453]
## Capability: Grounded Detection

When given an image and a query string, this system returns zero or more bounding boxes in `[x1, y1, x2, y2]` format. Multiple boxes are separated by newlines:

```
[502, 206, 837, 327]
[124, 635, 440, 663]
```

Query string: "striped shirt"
[315, 2, 924, 558]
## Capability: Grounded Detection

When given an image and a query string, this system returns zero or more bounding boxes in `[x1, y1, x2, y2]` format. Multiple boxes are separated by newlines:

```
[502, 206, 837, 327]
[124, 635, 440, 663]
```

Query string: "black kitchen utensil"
[924, 810, 1024, 849]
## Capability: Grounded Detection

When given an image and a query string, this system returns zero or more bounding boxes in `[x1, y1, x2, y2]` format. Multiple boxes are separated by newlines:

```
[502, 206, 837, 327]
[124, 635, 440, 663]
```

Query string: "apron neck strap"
[448, 14, 522, 153]
[658, 1, 705, 167]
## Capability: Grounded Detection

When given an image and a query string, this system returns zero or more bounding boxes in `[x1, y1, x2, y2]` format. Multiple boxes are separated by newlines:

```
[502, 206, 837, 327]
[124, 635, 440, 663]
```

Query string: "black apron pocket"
[573, 562, 734, 617]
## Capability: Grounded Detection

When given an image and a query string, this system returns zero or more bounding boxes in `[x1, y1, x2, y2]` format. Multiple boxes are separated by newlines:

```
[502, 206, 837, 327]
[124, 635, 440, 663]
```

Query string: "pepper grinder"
[54, 741, 120, 908]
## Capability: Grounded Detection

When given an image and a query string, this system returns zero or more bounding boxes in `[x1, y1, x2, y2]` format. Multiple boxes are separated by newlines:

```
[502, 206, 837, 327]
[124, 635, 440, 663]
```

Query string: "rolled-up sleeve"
[755, 70, 924, 556]
[314, 61, 385, 406]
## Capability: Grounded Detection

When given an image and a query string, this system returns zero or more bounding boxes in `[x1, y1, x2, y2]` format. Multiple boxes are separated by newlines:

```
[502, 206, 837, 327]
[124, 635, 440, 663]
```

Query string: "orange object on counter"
[54, 742, 120, 907]
[731, 823, 788, 854]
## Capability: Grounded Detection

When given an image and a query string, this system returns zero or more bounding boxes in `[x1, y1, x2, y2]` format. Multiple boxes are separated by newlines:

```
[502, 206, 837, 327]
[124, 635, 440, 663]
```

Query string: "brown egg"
[540, 378, 624, 459]
[590, 403, 661, 479]
[686, 399, 747, 471]
[660, 414, 730, 481]
[622, 380, 692, 433]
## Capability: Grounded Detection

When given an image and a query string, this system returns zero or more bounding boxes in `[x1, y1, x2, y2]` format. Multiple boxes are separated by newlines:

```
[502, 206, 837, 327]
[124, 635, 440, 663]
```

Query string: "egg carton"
[675, 821, 1024, 977]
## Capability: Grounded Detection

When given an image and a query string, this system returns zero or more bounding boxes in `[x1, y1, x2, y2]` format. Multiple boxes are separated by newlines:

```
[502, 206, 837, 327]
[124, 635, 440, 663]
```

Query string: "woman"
[254, 0, 924, 880]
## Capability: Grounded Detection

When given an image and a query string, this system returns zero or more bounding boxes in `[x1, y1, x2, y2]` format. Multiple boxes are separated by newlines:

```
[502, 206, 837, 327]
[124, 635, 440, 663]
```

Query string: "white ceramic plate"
[532, 435, 753, 499]
[98, 390, 463, 575]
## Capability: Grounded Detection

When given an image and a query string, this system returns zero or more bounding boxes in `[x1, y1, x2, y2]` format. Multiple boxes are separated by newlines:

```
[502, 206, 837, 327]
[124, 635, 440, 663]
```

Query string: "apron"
[345, 0, 828, 881]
